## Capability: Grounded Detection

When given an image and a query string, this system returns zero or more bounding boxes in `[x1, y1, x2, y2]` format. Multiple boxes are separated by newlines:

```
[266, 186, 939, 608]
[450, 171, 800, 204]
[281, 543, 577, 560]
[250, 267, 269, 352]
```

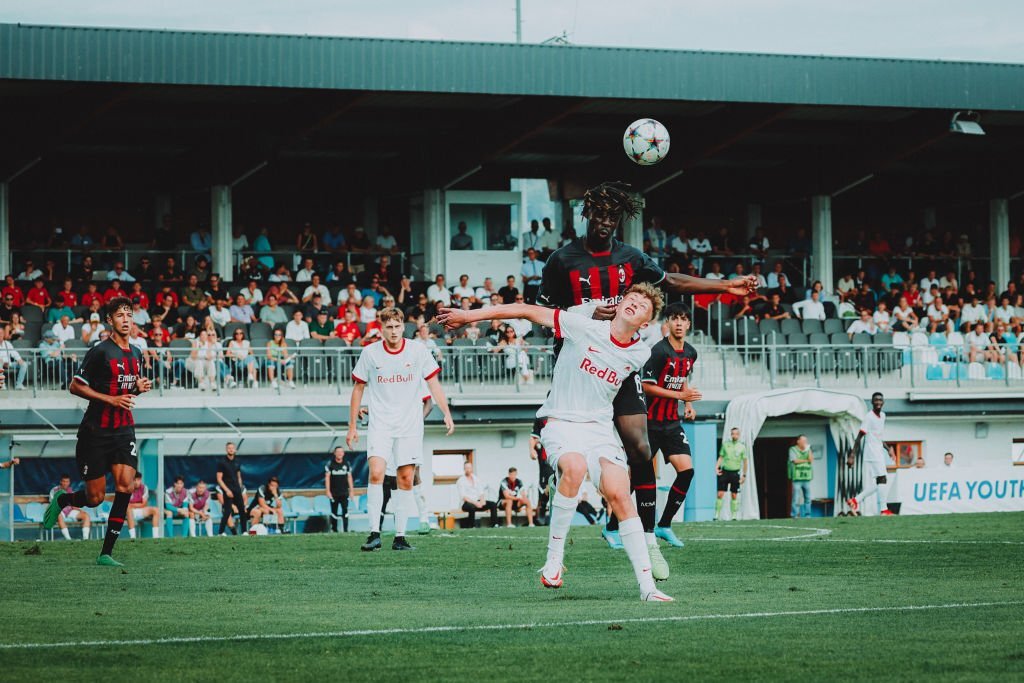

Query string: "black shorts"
[538, 460, 555, 490]
[76, 425, 137, 481]
[612, 372, 647, 417]
[648, 423, 691, 462]
[717, 470, 742, 493]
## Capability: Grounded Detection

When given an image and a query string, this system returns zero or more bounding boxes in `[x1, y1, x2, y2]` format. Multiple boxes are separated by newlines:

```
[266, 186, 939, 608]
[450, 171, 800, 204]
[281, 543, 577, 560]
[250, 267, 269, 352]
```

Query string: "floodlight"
[950, 111, 985, 136]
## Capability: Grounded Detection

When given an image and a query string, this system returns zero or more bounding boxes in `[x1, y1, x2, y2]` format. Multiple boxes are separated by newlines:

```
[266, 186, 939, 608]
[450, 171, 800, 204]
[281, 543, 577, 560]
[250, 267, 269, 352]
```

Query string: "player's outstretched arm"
[436, 303, 555, 331]
[664, 272, 759, 297]
[426, 375, 455, 435]
[347, 383, 365, 449]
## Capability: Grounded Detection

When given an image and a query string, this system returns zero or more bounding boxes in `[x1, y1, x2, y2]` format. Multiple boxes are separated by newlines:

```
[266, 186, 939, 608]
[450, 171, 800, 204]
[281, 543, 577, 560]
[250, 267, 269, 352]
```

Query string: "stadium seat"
[852, 333, 873, 346]
[800, 319, 823, 336]
[986, 363, 1006, 381]
[21, 307, 43, 323]
[297, 338, 327, 383]
[780, 319, 802, 337]
[967, 362, 986, 380]
[1007, 363, 1023, 380]
[892, 332, 911, 348]
[910, 332, 929, 346]
[758, 319, 780, 337]
[250, 322, 272, 341]
[312, 495, 332, 517]
[926, 364, 947, 381]
[873, 332, 893, 345]
[224, 322, 248, 340]
[404, 322, 418, 338]
[823, 318, 845, 336]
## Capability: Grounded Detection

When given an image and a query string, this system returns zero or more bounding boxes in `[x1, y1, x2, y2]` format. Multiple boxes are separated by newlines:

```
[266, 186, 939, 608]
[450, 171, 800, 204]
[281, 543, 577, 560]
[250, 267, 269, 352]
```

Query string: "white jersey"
[860, 410, 887, 461]
[352, 339, 440, 438]
[538, 310, 651, 424]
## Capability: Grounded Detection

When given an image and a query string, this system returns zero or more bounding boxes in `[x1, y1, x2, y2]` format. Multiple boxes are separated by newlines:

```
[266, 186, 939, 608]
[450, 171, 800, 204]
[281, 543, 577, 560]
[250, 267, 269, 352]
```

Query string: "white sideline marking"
[1, 600, 1019, 651]
[440, 525, 833, 542]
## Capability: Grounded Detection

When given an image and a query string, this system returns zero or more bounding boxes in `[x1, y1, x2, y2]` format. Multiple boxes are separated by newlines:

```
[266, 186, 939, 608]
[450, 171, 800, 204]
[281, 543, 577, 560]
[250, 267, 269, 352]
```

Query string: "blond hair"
[378, 307, 404, 326]
[623, 282, 664, 321]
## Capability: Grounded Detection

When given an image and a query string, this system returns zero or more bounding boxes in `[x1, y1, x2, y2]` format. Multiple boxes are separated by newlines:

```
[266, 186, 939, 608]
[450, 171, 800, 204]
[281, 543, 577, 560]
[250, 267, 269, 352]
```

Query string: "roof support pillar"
[623, 193, 644, 250]
[422, 189, 446, 280]
[990, 198, 1010, 291]
[211, 185, 233, 281]
[811, 195, 833, 293]
[0, 183, 9, 277]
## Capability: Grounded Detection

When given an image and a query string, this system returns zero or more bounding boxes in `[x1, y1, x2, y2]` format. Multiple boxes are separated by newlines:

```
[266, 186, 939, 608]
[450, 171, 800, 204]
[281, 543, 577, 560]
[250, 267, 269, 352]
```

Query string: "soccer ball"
[623, 118, 670, 166]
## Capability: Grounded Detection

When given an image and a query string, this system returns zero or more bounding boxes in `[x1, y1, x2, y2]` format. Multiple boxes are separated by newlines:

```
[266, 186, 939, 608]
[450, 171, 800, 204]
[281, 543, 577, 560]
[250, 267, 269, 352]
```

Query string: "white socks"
[620, 517, 657, 595]
[152, 526, 162, 539]
[368, 483, 384, 533]
[644, 532, 656, 546]
[413, 485, 427, 523]
[188, 518, 197, 537]
[128, 527, 136, 539]
[204, 518, 214, 536]
[545, 491, 578, 567]
[393, 488, 413, 537]
[61, 528, 71, 540]
[876, 481, 890, 515]
[82, 525, 90, 540]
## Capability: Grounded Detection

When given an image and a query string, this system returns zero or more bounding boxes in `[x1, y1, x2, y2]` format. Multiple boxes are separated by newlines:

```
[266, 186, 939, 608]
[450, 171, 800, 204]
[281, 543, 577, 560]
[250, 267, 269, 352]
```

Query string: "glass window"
[449, 204, 516, 251]
[889, 441, 922, 469]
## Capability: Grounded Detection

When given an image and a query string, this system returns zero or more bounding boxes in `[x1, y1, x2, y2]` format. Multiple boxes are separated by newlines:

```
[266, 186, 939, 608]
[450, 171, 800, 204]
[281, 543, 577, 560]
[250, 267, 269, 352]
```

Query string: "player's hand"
[434, 307, 468, 330]
[846, 451, 855, 467]
[226, 490, 234, 498]
[108, 394, 136, 410]
[591, 305, 616, 321]
[443, 414, 455, 435]
[136, 376, 153, 394]
[679, 386, 702, 402]
[683, 403, 697, 421]
[346, 427, 359, 449]
[725, 275, 759, 297]
[358, 407, 368, 420]
[716, 468, 723, 476]
[741, 475, 747, 483]
[11, 457, 19, 466]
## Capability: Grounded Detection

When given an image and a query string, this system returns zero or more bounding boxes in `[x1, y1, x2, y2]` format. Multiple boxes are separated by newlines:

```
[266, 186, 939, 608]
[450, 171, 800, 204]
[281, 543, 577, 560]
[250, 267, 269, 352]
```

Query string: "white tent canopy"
[722, 389, 868, 520]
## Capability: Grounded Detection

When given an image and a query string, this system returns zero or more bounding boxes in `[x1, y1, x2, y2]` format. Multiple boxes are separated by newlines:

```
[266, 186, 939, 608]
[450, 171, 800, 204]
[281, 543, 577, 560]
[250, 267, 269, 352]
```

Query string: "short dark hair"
[871, 392, 884, 400]
[508, 467, 517, 473]
[173, 475, 185, 484]
[104, 296, 132, 321]
[663, 302, 691, 320]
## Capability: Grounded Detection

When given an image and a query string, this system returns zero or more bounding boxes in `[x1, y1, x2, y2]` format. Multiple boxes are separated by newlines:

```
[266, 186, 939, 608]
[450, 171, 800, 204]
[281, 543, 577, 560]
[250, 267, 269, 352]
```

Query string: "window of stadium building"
[1012, 439, 1024, 466]
[432, 450, 473, 484]
[890, 441, 923, 469]
[449, 204, 517, 251]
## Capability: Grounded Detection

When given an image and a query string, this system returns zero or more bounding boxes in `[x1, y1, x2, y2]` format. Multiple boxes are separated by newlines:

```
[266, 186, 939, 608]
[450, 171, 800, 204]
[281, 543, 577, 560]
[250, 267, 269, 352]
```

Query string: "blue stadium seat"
[925, 364, 946, 381]
[290, 496, 314, 517]
[312, 495, 332, 516]
[986, 363, 1006, 380]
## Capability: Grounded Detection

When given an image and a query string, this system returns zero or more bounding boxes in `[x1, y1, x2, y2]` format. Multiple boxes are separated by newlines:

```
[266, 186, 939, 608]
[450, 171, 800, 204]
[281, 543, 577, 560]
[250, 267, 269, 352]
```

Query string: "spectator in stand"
[892, 297, 919, 333]
[164, 475, 195, 537]
[452, 274, 475, 304]
[426, 274, 451, 307]
[2, 275, 24, 306]
[880, 266, 903, 292]
[456, 460, 498, 528]
[966, 322, 996, 363]
[250, 227, 273, 272]
[179, 274, 204, 308]
[732, 295, 757, 320]
[873, 301, 892, 333]
[0, 293, 18, 325]
[760, 293, 790, 321]
[521, 248, 545, 304]
[327, 259, 356, 286]
[239, 280, 264, 306]
[174, 314, 199, 341]
[765, 262, 787, 289]
[774, 274, 799, 305]
[645, 217, 668, 259]
[226, 328, 259, 388]
[836, 273, 856, 302]
[336, 282, 361, 308]
[360, 311, 383, 346]
[254, 294, 283, 326]
[686, 230, 711, 274]
[159, 256, 184, 284]
[491, 324, 533, 383]
[285, 309, 311, 343]
[728, 262, 746, 281]
[80, 312, 105, 345]
[267, 264, 292, 283]
[102, 279, 128, 304]
[70, 225, 95, 252]
[348, 226, 371, 257]
[704, 261, 725, 280]
[358, 295, 378, 324]
[207, 297, 230, 328]
[187, 330, 222, 391]
[788, 227, 812, 257]
[309, 309, 334, 341]
[296, 223, 318, 261]
[538, 217, 560, 259]
[960, 295, 987, 332]
[996, 323, 1020, 365]
[522, 219, 543, 254]
[450, 221, 474, 250]
[39, 330, 72, 388]
[994, 296, 1017, 328]
[334, 308, 361, 344]
[295, 257, 317, 283]
[271, 281, 300, 305]
[847, 308, 878, 338]
[106, 261, 135, 282]
[80, 282, 102, 309]
[748, 227, 770, 263]
[51, 315, 76, 344]
[416, 324, 443, 361]
[868, 231, 892, 259]
[72, 254, 95, 283]
[926, 295, 950, 333]
[47, 295, 78, 324]
[49, 475, 91, 540]
[6, 313, 25, 341]
[323, 224, 347, 255]
[904, 281, 922, 311]
[266, 329, 295, 389]
[229, 294, 256, 324]
[301, 273, 329, 304]
[497, 275, 519, 304]
[134, 256, 156, 282]
[474, 277, 497, 308]
[17, 259, 43, 281]
[127, 323, 149, 356]
[126, 472, 161, 539]
[375, 225, 399, 253]
[920, 269, 940, 294]
[940, 270, 958, 292]
[498, 467, 535, 527]
[25, 278, 52, 313]
[361, 274, 392, 307]
[797, 290, 826, 321]
[750, 263, 768, 289]
[0, 325, 27, 390]
[852, 283, 877, 312]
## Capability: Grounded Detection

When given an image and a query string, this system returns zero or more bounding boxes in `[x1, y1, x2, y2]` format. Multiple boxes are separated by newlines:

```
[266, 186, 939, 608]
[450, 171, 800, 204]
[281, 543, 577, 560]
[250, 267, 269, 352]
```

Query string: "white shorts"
[864, 458, 889, 480]
[131, 507, 150, 521]
[62, 509, 86, 522]
[367, 430, 422, 476]
[540, 419, 628, 492]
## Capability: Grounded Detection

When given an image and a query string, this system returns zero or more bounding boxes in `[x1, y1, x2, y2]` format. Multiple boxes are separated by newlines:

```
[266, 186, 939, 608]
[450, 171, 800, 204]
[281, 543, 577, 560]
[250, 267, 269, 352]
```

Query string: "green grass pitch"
[2, 513, 1022, 682]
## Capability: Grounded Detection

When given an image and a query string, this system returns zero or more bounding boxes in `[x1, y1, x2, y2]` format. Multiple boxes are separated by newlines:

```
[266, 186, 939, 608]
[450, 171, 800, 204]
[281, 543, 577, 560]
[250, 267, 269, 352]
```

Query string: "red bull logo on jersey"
[377, 372, 415, 384]
[579, 357, 621, 386]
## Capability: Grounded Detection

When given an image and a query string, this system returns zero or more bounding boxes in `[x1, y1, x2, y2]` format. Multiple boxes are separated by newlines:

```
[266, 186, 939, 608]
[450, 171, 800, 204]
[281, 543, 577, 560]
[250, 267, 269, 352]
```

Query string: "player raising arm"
[43, 297, 152, 566]
[439, 283, 674, 602]
[346, 307, 454, 552]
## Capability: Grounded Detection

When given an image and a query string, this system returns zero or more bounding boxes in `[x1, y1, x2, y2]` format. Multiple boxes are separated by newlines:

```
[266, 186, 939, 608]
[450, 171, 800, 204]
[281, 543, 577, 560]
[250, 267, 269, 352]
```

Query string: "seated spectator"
[904, 281, 922, 310]
[497, 275, 519, 304]
[426, 274, 452, 306]
[190, 226, 212, 261]
[960, 295, 987, 332]
[285, 309, 310, 343]
[836, 273, 856, 302]
[764, 262, 785, 289]
[309, 309, 334, 341]
[135, 256, 157, 282]
[127, 323, 148, 355]
[164, 475, 195, 537]
[336, 282, 361, 308]
[17, 259, 43, 281]
[180, 274, 205, 308]
[358, 295, 378, 324]
[852, 283, 876, 312]
[159, 256, 184, 284]
[394, 275, 416, 309]
[450, 221, 473, 250]
[360, 314, 382, 346]
[474, 277, 497, 308]
[187, 330, 222, 391]
[994, 296, 1017, 327]
[7, 312, 25, 341]
[295, 257, 317, 283]
[126, 472, 162, 539]
[107, 261, 135, 282]
[452, 274, 475, 304]
[926, 295, 950, 333]
[187, 480, 215, 536]
[0, 293, 18, 326]
[148, 315, 171, 345]
[72, 254, 95, 283]
[39, 330, 72, 388]
[301, 293, 325, 322]
[207, 297, 230, 327]
[267, 264, 293, 283]
[416, 324, 443, 360]
[25, 278, 52, 312]
[326, 259, 356, 286]
[334, 308, 361, 344]
[847, 308, 878, 338]
[688, 230, 712, 272]
[940, 270, 958, 292]
[880, 266, 903, 292]
[728, 263, 746, 281]
[732, 294, 757, 320]
[892, 297, 919, 332]
[361, 274, 391, 307]
[2, 275, 25, 306]
[376, 225, 399, 254]
[80, 282, 103, 309]
[126, 282, 147, 311]
[456, 460, 498, 528]
[669, 227, 690, 257]
[490, 324, 533, 383]
[748, 227, 769, 262]
[51, 315, 76, 343]
[81, 312, 105, 344]
[966, 322, 997, 363]
[867, 231, 891, 259]
[323, 225, 347, 254]
[403, 293, 432, 322]
[796, 290, 826, 321]
[229, 294, 255, 324]
[50, 475, 92, 540]
[0, 325, 27, 390]
[760, 293, 790, 321]
[130, 298, 150, 327]
[266, 329, 296, 389]
[302, 274, 330, 303]
[248, 476, 286, 528]
[226, 328, 259, 387]
[502, 299, 532, 339]
[255, 295, 284, 325]
[47, 295, 78, 324]
[996, 323, 1020, 365]
[920, 269, 940, 294]
[174, 314, 199, 341]
[239, 280, 264, 306]
[189, 255, 212, 283]
[873, 302, 892, 333]
[102, 279, 128, 304]
[498, 467, 534, 527]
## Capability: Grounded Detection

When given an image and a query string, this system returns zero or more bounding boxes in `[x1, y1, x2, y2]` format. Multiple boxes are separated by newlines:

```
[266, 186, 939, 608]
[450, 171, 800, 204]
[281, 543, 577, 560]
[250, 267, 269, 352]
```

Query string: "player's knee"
[623, 438, 652, 465]
[85, 492, 104, 507]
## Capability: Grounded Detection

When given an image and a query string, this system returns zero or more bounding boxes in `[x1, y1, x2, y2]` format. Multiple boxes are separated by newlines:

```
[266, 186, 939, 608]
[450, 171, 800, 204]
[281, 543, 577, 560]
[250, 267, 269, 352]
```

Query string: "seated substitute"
[455, 460, 498, 528]
[498, 467, 535, 527]
[127, 472, 162, 539]
[49, 475, 92, 541]
[164, 475, 195, 537]
[248, 476, 286, 529]
[188, 480, 215, 537]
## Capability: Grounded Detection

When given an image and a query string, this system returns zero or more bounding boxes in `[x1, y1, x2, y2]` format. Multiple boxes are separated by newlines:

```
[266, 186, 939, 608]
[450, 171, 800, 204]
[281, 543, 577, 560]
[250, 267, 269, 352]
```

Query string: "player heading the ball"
[437, 283, 674, 602]
[348, 307, 454, 552]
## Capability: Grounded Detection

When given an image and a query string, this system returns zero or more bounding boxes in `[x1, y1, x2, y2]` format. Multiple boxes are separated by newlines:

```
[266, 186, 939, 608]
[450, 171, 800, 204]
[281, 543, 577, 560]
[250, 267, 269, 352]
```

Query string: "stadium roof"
[2, 23, 1023, 111]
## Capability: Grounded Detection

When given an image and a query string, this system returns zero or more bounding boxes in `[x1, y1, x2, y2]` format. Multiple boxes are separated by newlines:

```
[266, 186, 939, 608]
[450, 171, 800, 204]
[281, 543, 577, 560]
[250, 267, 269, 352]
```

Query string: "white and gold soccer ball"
[623, 118, 670, 166]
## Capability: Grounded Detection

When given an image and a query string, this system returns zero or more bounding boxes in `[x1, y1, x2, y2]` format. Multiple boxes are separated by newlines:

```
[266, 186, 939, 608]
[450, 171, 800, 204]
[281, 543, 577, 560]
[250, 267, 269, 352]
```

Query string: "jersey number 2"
[129, 441, 138, 457]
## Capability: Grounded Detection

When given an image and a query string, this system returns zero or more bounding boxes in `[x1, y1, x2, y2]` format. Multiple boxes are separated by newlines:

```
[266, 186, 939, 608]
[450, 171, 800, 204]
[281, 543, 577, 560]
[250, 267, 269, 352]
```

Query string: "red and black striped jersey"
[641, 338, 698, 424]
[537, 239, 665, 309]
[531, 416, 548, 462]
[73, 338, 143, 430]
